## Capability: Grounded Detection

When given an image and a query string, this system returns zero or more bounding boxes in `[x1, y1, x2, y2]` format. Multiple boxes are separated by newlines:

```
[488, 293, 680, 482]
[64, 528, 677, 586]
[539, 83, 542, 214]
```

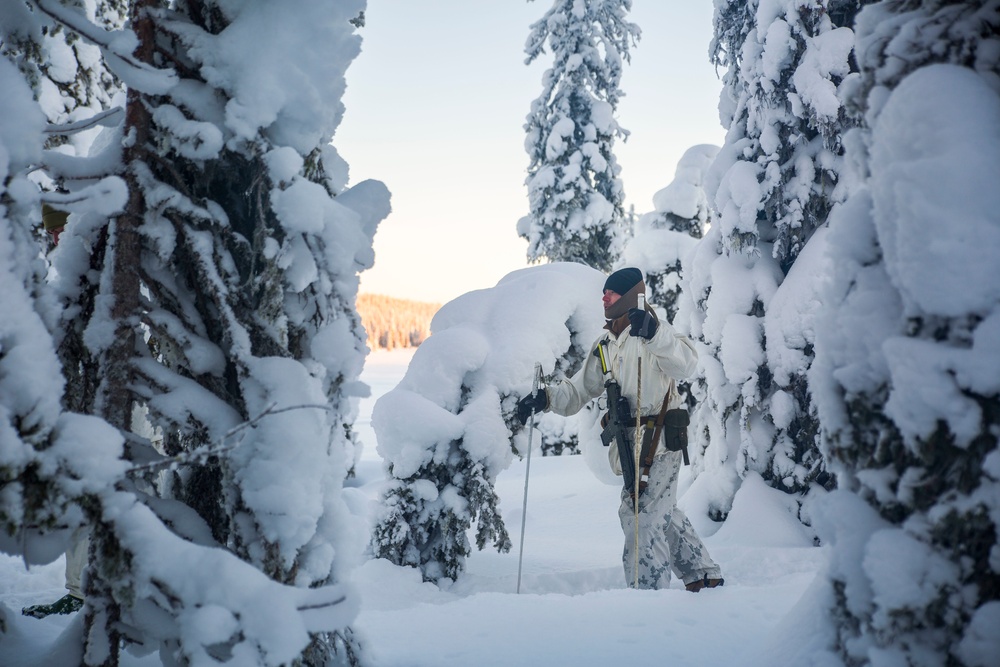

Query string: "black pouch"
[661, 408, 690, 453]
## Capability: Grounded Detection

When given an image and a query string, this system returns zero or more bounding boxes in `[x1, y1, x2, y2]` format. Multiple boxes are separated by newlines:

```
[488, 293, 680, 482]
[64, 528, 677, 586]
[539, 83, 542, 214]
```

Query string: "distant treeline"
[357, 293, 440, 350]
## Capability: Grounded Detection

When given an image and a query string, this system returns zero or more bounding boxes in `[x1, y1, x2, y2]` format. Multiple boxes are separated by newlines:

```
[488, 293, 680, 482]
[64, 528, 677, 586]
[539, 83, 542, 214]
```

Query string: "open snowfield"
[1, 348, 829, 667]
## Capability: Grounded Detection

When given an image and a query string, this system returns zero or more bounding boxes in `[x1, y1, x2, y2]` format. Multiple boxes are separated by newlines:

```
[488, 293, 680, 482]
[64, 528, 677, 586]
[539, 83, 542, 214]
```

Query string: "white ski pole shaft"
[517, 362, 542, 594]
[634, 293, 644, 588]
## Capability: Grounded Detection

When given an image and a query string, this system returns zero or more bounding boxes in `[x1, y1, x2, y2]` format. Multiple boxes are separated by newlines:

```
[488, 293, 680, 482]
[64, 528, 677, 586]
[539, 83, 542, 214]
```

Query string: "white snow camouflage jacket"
[544, 315, 698, 474]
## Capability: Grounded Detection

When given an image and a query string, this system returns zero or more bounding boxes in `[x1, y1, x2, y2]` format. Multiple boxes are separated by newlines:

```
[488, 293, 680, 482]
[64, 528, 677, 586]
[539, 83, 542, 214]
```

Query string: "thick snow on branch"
[870, 64, 1000, 447]
[375, 263, 606, 480]
[159, 0, 365, 154]
[103, 490, 359, 666]
[42, 176, 128, 216]
[31, 0, 178, 94]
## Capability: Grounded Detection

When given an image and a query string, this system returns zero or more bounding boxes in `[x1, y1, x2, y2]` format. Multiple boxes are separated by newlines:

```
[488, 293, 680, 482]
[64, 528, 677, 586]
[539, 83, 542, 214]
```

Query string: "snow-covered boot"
[21, 594, 84, 618]
[685, 575, 724, 592]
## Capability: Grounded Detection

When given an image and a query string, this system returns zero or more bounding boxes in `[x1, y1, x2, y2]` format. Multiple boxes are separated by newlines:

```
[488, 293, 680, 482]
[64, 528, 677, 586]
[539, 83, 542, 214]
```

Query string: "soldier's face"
[602, 289, 621, 310]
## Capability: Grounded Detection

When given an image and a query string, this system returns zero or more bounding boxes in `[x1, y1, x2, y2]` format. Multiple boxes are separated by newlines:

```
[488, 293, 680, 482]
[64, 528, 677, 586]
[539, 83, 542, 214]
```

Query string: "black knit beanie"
[603, 267, 646, 320]
[603, 267, 643, 296]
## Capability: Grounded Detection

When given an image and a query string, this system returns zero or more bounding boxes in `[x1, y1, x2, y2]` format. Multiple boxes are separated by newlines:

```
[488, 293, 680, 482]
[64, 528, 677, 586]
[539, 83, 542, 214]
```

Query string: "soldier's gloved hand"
[516, 389, 547, 425]
[628, 308, 658, 339]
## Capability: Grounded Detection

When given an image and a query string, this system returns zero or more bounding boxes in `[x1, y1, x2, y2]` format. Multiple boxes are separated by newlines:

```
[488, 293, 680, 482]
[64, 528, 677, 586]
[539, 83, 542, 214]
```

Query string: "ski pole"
[633, 293, 644, 589]
[516, 362, 542, 594]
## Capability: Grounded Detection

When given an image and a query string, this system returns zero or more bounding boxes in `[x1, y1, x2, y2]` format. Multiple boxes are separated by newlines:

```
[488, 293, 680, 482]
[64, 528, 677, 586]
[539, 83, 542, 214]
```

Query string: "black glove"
[628, 307, 658, 339]
[516, 389, 547, 425]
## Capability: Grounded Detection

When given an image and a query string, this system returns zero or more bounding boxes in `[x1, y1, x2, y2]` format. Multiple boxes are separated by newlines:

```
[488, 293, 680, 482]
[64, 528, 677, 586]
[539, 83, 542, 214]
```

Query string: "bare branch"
[45, 107, 125, 135]
[126, 402, 333, 476]
[296, 595, 348, 612]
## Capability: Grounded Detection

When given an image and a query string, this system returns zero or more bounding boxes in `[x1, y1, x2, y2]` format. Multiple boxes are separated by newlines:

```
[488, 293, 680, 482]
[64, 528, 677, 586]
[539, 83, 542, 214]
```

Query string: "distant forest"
[357, 293, 440, 350]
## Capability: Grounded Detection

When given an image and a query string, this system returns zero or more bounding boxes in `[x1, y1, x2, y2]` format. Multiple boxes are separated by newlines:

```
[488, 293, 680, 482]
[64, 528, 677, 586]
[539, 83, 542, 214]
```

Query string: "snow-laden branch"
[30, 0, 177, 94]
[126, 402, 333, 476]
[44, 106, 124, 136]
[41, 140, 123, 181]
[42, 177, 128, 216]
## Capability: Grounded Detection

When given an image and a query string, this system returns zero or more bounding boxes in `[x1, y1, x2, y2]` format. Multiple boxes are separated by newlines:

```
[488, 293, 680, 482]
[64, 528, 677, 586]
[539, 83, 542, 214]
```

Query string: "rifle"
[595, 342, 637, 494]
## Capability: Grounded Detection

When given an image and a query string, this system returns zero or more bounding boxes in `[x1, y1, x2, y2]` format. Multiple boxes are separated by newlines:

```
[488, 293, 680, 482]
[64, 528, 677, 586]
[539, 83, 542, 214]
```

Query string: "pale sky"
[336, 1, 725, 305]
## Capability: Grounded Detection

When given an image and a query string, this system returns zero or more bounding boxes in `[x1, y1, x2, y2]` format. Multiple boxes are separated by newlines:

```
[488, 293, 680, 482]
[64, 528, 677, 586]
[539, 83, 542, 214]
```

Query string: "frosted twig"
[296, 595, 348, 611]
[44, 107, 124, 135]
[126, 402, 332, 476]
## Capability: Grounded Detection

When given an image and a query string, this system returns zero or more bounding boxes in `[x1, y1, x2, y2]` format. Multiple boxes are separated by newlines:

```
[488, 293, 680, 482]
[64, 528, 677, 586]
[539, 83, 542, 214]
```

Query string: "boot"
[685, 575, 724, 592]
[21, 594, 84, 618]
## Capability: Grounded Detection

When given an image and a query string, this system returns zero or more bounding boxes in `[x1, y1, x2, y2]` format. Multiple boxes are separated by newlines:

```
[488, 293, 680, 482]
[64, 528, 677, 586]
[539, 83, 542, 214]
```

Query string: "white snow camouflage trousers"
[618, 446, 722, 590]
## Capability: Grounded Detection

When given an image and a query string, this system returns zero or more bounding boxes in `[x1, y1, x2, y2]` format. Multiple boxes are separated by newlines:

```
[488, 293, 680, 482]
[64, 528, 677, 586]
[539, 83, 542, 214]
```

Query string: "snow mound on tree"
[711, 472, 813, 548]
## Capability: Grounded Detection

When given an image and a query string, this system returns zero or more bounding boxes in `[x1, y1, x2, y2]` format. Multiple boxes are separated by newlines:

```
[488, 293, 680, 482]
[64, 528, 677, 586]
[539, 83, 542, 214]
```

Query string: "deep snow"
[1, 347, 828, 667]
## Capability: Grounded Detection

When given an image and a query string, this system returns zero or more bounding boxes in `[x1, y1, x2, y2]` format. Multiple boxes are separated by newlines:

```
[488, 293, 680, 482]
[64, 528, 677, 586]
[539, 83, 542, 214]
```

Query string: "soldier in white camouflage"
[517, 268, 723, 591]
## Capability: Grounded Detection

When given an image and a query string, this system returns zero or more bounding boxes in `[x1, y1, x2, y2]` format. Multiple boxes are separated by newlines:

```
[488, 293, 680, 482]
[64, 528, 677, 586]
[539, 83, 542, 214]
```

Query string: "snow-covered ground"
[1, 347, 828, 666]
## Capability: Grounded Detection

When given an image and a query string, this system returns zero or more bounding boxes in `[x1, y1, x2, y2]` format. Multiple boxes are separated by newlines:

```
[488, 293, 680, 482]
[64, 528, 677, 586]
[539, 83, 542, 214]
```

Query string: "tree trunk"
[82, 1, 154, 664]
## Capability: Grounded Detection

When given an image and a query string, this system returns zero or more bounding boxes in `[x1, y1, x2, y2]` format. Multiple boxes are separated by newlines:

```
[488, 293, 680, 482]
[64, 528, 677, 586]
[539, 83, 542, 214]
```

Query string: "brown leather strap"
[633, 391, 673, 498]
[642, 392, 672, 467]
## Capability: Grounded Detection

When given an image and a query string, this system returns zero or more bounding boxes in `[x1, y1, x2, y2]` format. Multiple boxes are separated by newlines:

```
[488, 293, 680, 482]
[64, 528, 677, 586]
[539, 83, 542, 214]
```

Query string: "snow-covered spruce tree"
[518, 0, 640, 273]
[808, 2, 1000, 665]
[29, 0, 388, 664]
[372, 264, 605, 583]
[683, 0, 857, 518]
[517, 0, 639, 457]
